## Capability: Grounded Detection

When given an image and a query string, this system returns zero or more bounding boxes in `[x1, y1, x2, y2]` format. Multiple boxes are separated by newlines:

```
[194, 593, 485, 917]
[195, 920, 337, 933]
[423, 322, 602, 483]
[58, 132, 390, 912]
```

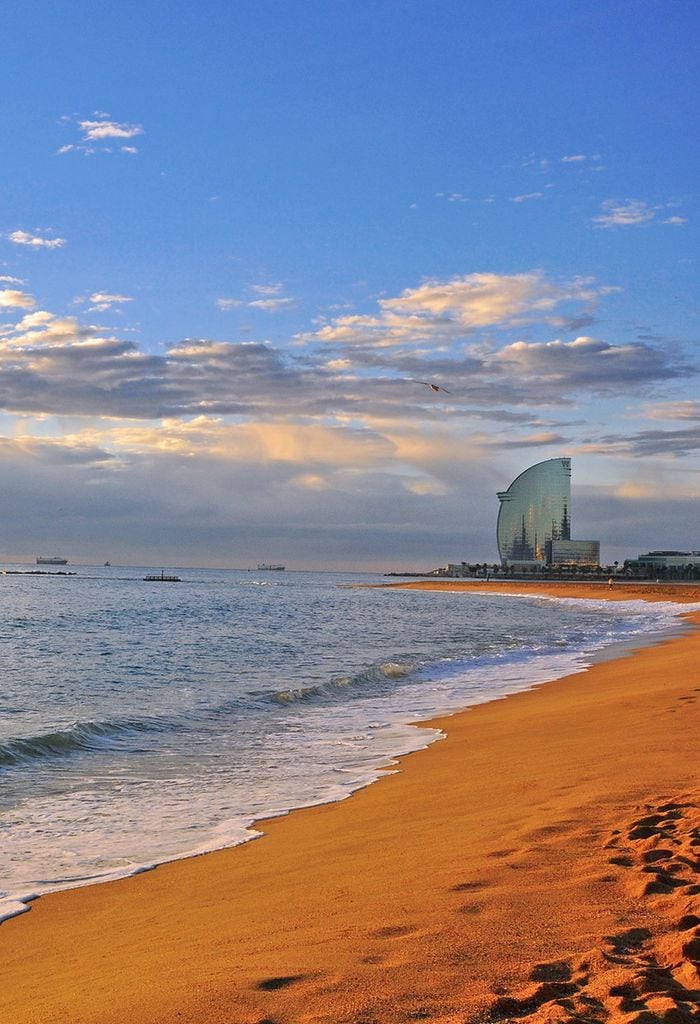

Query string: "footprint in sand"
[529, 960, 572, 982]
[256, 974, 311, 991]
[480, 797, 699, 1024]
[608, 853, 634, 867]
[369, 923, 419, 939]
[603, 927, 652, 955]
[458, 901, 483, 915]
[450, 879, 489, 892]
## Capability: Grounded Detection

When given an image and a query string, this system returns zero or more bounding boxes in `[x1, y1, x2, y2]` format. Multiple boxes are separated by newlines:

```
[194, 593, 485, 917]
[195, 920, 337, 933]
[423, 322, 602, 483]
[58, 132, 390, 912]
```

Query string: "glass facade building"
[497, 457, 571, 565]
[546, 539, 600, 566]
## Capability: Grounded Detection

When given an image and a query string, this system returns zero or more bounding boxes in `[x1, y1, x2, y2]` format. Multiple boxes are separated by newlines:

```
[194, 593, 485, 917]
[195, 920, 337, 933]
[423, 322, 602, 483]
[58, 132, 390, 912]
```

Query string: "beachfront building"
[497, 457, 599, 569]
[624, 550, 700, 578]
[546, 539, 600, 566]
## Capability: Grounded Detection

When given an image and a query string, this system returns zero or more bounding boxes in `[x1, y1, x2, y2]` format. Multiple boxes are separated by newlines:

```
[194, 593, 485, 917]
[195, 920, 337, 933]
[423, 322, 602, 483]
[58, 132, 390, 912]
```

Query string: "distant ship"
[36, 556, 68, 565]
[143, 571, 181, 582]
[257, 563, 285, 571]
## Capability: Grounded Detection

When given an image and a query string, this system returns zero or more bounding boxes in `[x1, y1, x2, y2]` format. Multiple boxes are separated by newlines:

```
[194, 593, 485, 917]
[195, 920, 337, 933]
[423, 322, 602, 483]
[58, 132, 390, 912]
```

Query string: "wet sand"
[1, 582, 698, 1023]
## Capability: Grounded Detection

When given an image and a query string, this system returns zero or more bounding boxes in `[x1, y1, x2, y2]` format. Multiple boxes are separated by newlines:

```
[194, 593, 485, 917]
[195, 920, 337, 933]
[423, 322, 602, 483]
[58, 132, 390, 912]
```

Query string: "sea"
[0, 565, 695, 924]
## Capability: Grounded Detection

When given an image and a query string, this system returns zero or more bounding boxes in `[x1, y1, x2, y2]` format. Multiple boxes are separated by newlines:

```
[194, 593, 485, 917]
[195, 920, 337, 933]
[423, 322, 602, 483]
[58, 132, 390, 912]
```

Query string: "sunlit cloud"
[495, 335, 687, 388]
[0, 289, 36, 309]
[510, 192, 544, 203]
[0, 276, 690, 491]
[57, 112, 144, 155]
[0, 310, 53, 333]
[0, 276, 25, 285]
[8, 230, 66, 249]
[610, 479, 699, 501]
[292, 473, 332, 491]
[76, 417, 396, 469]
[643, 401, 700, 422]
[80, 118, 144, 140]
[0, 435, 116, 466]
[305, 272, 618, 348]
[404, 478, 450, 496]
[83, 292, 133, 311]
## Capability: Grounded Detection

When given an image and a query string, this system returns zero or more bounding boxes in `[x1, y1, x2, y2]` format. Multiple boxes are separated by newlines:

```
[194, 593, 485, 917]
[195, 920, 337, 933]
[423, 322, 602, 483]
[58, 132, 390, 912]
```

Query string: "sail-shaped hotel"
[497, 457, 600, 568]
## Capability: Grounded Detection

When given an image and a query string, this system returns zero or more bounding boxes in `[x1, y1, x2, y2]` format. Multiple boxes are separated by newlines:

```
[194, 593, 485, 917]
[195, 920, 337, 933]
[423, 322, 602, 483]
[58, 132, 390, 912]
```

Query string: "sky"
[1, 0, 698, 570]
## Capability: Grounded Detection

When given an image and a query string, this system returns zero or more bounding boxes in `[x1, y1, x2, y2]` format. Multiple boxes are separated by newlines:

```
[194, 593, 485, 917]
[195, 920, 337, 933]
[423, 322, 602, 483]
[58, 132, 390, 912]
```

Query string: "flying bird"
[412, 379, 451, 394]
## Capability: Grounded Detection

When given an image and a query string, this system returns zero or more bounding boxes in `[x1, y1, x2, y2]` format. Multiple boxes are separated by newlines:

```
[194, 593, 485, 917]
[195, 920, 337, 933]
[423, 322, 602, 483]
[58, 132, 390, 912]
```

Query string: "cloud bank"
[0, 270, 694, 568]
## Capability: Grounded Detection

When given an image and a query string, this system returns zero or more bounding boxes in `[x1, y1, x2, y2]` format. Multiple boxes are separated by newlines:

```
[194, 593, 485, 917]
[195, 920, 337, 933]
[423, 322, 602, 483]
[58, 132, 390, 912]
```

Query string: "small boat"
[143, 571, 181, 582]
[36, 556, 68, 565]
[257, 563, 285, 571]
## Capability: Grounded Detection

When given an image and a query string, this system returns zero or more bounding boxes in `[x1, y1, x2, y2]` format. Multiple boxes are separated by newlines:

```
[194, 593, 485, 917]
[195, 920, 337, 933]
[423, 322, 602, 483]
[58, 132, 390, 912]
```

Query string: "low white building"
[626, 550, 700, 571]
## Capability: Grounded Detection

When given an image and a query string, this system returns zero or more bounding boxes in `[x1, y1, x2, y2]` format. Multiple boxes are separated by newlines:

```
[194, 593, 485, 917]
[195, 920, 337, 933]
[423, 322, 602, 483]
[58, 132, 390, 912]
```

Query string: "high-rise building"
[497, 457, 599, 567]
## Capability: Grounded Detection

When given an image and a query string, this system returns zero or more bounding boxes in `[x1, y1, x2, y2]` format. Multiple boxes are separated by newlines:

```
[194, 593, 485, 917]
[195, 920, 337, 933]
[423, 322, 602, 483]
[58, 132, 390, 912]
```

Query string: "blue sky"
[1, 1, 697, 569]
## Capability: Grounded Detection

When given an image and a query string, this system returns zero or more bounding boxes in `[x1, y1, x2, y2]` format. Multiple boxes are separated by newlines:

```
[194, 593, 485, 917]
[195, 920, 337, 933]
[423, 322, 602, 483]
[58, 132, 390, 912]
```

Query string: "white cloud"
[217, 292, 296, 313]
[85, 293, 133, 312]
[593, 199, 657, 228]
[435, 192, 470, 203]
[561, 154, 587, 163]
[57, 113, 144, 155]
[250, 283, 284, 296]
[662, 215, 687, 226]
[8, 230, 66, 249]
[510, 192, 545, 203]
[79, 118, 144, 140]
[248, 297, 296, 312]
[0, 276, 25, 284]
[0, 289, 36, 309]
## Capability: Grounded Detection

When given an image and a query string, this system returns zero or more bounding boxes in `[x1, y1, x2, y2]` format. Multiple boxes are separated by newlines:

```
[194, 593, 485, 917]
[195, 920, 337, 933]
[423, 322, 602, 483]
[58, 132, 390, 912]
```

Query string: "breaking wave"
[0, 716, 171, 767]
[270, 660, 416, 704]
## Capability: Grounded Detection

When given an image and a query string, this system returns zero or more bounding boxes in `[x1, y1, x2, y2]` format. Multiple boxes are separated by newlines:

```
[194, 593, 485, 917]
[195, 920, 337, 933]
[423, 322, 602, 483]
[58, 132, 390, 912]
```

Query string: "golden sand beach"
[0, 582, 698, 1024]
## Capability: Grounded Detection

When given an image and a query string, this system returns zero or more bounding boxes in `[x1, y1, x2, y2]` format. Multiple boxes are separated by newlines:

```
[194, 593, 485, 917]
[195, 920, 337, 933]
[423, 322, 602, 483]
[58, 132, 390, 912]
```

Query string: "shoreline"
[0, 582, 691, 925]
[1, 582, 699, 1023]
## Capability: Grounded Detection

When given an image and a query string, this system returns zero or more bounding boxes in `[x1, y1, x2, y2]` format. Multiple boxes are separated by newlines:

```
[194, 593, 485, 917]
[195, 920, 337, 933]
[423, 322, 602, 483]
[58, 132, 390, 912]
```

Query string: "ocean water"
[0, 566, 694, 923]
